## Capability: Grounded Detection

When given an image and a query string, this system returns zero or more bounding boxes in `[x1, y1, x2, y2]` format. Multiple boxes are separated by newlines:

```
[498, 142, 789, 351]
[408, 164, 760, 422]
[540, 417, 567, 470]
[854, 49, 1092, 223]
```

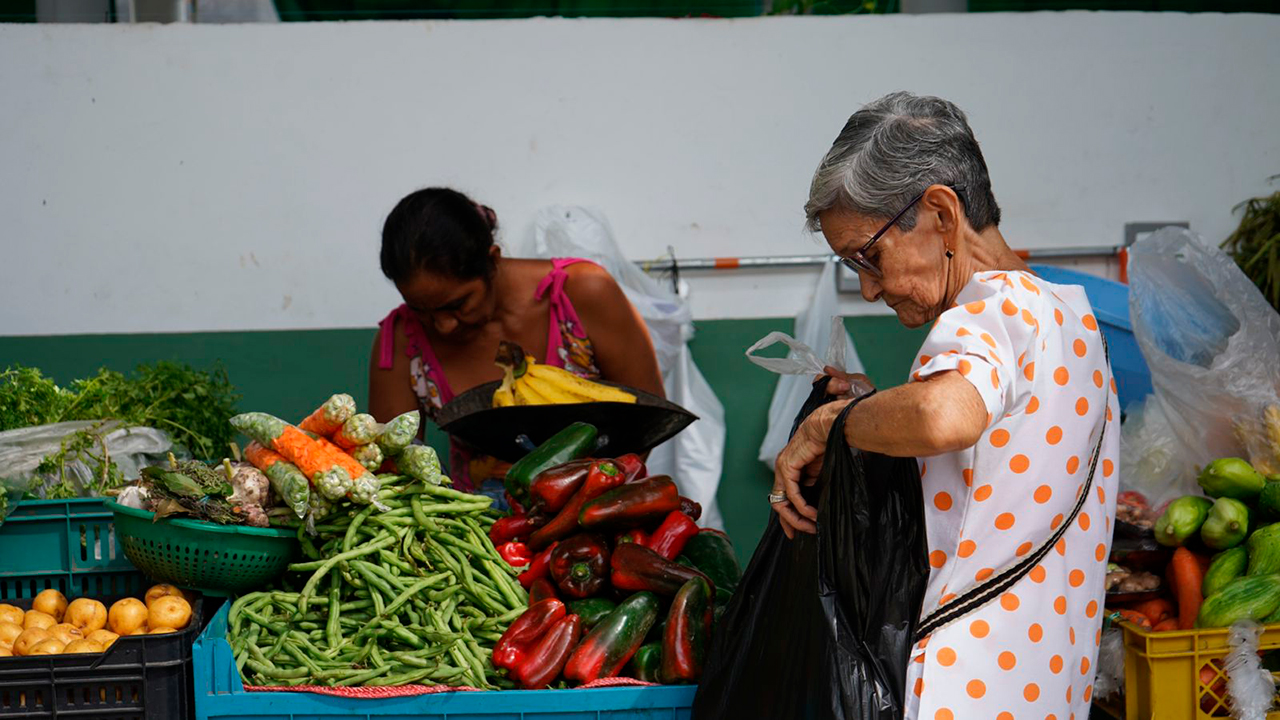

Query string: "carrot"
[1130, 598, 1176, 625]
[297, 394, 357, 436]
[314, 436, 374, 480]
[1115, 609, 1152, 628]
[1171, 547, 1204, 630]
[1154, 618, 1179, 632]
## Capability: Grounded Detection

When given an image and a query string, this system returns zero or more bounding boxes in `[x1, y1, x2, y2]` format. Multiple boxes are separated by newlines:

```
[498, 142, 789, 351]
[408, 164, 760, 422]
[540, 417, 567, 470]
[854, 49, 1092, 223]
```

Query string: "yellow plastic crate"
[1121, 621, 1280, 719]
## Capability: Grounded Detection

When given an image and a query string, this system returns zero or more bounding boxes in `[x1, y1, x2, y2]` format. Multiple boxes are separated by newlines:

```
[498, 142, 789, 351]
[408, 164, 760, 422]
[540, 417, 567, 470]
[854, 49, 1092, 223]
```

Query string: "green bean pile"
[228, 477, 528, 689]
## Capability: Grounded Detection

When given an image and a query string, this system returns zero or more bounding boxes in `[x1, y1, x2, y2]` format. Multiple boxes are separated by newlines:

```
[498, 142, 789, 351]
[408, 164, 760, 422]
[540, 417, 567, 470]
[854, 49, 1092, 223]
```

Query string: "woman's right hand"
[821, 366, 875, 399]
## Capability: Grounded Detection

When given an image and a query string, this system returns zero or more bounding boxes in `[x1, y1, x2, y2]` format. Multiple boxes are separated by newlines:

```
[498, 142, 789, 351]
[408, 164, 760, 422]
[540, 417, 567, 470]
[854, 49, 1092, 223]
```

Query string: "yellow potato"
[65, 598, 107, 633]
[0, 604, 24, 627]
[48, 623, 83, 646]
[148, 596, 192, 631]
[107, 598, 148, 636]
[32, 589, 68, 622]
[13, 628, 51, 656]
[0, 621, 24, 647]
[63, 639, 102, 654]
[144, 584, 185, 608]
[28, 638, 65, 655]
[148, 627, 176, 635]
[24, 610, 56, 631]
[86, 629, 119, 649]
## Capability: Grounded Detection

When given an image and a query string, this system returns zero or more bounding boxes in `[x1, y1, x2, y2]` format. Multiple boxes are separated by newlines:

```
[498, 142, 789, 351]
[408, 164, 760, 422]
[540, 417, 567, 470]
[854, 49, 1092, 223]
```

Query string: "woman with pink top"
[370, 187, 664, 498]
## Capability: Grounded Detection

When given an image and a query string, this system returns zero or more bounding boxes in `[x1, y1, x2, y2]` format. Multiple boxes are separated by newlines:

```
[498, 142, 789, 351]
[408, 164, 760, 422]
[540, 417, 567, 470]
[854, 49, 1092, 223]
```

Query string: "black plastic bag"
[692, 379, 929, 720]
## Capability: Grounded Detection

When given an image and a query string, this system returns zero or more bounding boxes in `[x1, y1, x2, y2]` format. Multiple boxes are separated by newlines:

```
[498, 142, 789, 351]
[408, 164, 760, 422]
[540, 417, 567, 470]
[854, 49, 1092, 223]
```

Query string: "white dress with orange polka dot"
[901, 270, 1119, 720]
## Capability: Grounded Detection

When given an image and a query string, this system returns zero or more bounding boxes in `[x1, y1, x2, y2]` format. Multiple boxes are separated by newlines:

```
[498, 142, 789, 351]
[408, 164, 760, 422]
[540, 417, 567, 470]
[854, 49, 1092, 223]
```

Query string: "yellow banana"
[525, 364, 637, 404]
[513, 378, 551, 406]
[523, 375, 590, 404]
[492, 367, 517, 408]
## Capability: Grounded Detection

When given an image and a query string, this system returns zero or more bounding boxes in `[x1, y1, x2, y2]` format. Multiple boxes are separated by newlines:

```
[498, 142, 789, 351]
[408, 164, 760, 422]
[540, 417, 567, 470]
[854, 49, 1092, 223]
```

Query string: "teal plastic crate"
[195, 603, 697, 720]
[0, 498, 146, 599]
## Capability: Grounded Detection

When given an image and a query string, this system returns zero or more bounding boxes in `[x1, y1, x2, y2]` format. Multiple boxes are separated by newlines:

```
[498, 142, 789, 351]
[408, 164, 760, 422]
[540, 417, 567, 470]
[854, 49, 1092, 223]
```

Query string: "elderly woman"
[771, 92, 1119, 720]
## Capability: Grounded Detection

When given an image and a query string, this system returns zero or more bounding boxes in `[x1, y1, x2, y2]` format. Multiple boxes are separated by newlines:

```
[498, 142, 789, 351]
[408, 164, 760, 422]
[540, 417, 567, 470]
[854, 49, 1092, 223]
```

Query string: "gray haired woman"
[770, 92, 1119, 720]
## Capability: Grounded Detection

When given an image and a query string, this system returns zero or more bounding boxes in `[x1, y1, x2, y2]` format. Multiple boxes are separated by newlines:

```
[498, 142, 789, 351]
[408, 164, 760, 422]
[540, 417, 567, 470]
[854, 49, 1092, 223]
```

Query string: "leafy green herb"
[1223, 177, 1280, 313]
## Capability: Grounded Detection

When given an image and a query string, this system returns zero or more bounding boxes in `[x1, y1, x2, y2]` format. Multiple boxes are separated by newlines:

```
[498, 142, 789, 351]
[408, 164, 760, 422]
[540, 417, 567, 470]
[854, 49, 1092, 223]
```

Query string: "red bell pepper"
[518, 541, 558, 589]
[513, 614, 583, 690]
[646, 511, 699, 561]
[497, 541, 533, 567]
[528, 577, 559, 605]
[549, 533, 611, 599]
[528, 460, 625, 551]
[529, 459, 594, 513]
[679, 496, 702, 522]
[615, 453, 646, 482]
[611, 542, 714, 597]
[578, 476, 681, 531]
[489, 514, 541, 545]
[492, 598, 566, 670]
[616, 528, 650, 546]
[661, 576, 713, 683]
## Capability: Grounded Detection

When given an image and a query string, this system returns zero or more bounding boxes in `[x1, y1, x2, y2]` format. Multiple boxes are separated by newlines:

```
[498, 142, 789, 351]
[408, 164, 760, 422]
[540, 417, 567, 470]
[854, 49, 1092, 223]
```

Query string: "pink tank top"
[377, 258, 602, 491]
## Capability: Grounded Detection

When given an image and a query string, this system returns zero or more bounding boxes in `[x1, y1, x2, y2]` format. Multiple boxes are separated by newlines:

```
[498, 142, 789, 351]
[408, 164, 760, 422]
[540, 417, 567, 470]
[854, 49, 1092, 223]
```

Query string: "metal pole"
[635, 246, 1120, 273]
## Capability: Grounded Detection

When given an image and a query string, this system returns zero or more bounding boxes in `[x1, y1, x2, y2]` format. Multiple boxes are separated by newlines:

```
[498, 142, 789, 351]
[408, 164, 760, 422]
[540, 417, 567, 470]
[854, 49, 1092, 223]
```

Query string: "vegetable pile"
[1114, 457, 1280, 632]
[229, 465, 528, 689]
[490, 423, 741, 689]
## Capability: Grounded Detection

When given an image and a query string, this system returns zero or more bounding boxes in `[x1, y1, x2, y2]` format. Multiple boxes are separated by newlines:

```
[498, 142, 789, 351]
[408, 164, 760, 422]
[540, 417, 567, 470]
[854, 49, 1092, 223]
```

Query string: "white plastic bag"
[1124, 227, 1280, 503]
[0, 420, 176, 522]
[524, 206, 726, 529]
[749, 260, 866, 470]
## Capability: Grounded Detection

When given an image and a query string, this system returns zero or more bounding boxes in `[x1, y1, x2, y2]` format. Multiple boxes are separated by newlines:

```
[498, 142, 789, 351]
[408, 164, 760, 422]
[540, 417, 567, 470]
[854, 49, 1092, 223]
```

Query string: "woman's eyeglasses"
[837, 185, 965, 279]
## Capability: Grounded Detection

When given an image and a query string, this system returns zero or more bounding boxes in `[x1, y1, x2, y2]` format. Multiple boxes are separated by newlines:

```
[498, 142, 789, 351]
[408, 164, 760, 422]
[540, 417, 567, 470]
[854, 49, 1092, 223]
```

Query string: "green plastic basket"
[106, 501, 298, 597]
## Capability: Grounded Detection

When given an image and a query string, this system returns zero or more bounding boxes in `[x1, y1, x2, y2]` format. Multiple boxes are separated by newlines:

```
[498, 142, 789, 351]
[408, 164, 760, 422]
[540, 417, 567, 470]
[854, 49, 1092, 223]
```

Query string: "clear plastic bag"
[747, 260, 867, 470]
[1125, 227, 1280, 502]
[524, 206, 726, 529]
[0, 420, 176, 523]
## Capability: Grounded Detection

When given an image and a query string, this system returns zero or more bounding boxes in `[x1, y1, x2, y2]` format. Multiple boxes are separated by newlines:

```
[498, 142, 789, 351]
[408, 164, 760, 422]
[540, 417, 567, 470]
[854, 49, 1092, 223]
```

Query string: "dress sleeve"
[910, 274, 1040, 424]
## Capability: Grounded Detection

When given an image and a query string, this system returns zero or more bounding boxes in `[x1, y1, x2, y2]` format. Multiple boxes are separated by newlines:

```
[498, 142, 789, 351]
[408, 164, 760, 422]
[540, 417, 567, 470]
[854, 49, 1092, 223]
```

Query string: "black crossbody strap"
[914, 336, 1111, 644]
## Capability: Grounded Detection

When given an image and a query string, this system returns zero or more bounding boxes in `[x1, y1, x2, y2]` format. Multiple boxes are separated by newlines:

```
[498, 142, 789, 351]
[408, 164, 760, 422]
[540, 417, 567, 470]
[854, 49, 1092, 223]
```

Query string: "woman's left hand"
[771, 399, 849, 539]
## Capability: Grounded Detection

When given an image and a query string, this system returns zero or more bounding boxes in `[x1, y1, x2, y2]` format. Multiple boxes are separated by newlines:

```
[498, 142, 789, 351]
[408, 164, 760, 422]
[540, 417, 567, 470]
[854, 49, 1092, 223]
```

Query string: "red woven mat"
[244, 676, 655, 697]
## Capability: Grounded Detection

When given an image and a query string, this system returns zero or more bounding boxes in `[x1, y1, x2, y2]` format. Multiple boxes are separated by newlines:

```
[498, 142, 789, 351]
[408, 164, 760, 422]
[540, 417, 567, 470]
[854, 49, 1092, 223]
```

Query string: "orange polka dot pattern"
[904, 270, 1119, 720]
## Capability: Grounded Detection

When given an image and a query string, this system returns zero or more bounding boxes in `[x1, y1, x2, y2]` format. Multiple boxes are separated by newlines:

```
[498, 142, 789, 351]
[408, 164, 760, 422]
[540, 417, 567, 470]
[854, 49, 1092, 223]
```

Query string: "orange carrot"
[1153, 618, 1179, 632]
[274, 425, 339, 479]
[1115, 609, 1152, 628]
[314, 436, 373, 480]
[297, 394, 357, 437]
[1171, 547, 1204, 630]
[1130, 598, 1176, 625]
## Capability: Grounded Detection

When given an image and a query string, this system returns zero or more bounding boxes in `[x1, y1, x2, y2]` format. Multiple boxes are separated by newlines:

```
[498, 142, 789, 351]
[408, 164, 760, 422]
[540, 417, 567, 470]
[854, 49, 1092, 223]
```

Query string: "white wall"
[1, 12, 1277, 335]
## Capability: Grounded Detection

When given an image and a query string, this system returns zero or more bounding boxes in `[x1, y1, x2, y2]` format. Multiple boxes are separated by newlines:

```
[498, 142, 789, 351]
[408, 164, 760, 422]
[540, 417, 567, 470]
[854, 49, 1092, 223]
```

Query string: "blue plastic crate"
[195, 603, 696, 720]
[0, 498, 144, 599]
[1029, 265, 1153, 411]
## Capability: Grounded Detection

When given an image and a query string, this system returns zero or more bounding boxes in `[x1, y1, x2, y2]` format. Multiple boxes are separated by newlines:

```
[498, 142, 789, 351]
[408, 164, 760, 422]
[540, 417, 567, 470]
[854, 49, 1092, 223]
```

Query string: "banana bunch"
[491, 341, 636, 408]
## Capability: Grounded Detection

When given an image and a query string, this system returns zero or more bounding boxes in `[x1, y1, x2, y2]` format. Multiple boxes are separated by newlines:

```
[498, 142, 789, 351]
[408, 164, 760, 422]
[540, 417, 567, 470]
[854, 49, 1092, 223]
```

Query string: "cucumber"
[1260, 481, 1280, 521]
[1201, 497, 1251, 550]
[1154, 496, 1213, 547]
[1249, 523, 1280, 576]
[1196, 574, 1280, 628]
[1198, 458, 1266, 501]
[1203, 546, 1249, 597]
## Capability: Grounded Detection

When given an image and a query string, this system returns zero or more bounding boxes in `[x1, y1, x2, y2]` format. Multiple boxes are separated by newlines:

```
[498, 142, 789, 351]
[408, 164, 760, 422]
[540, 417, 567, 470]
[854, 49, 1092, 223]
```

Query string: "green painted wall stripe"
[0, 317, 926, 563]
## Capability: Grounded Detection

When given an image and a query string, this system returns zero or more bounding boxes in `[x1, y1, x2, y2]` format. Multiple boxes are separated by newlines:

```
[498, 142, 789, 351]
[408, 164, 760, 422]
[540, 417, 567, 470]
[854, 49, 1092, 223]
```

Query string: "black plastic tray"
[0, 595, 202, 719]
[437, 381, 697, 463]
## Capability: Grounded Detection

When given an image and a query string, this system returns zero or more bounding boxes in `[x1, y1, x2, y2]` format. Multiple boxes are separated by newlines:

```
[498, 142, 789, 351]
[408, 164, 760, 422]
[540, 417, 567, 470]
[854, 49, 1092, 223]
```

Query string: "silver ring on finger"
[767, 492, 788, 505]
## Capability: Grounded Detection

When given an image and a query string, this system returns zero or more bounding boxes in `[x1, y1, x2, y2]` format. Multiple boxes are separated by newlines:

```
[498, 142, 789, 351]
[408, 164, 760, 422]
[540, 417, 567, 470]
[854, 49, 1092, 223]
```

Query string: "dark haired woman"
[370, 187, 664, 495]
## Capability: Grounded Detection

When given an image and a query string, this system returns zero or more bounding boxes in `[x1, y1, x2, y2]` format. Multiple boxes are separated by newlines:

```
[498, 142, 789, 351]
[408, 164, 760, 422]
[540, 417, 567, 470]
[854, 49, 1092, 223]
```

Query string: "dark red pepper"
[616, 528, 650, 546]
[528, 460, 625, 551]
[497, 541, 533, 567]
[528, 577, 559, 605]
[661, 576, 713, 683]
[578, 476, 681, 531]
[513, 614, 583, 690]
[518, 542, 558, 589]
[529, 459, 594, 513]
[679, 496, 702, 522]
[611, 542, 714, 597]
[492, 598, 565, 670]
[549, 533, 611, 599]
[615, 453, 646, 482]
[646, 511, 699, 561]
[489, 514, 541, 545]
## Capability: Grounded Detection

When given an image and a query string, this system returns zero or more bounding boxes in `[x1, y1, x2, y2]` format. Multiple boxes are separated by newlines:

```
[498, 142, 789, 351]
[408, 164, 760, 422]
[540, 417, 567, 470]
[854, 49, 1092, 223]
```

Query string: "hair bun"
[475, 203, 498, 232]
